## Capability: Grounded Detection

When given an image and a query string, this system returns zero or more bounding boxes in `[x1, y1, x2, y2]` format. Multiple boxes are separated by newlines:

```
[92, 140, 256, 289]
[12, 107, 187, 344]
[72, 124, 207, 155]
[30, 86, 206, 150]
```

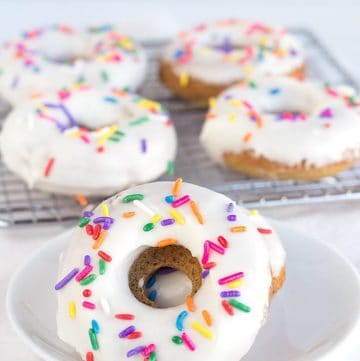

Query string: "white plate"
[6, 221, 360, 361]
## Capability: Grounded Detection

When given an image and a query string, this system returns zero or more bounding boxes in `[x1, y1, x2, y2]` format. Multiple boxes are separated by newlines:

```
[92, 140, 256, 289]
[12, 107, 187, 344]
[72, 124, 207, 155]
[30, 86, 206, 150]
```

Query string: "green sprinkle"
[109, 136, 121, 142]
[99, 259, 106, 275]
[229, 299, 251, 313]
[248, 80, 257, 88]
[172, 335, 183, 345]
[88, 328, 99, 350]
[78, 217, 90, 227]
[143, 223, 155, 232]
[323, 81, 331, 88]
[80, 274, 97, 286]
[348, 96, 357, 105]
[129, 116, 150, 126]
[101, 71, 109, 82]
[115, 130, 125, 136]
[122, 194, 144, 203]
[167, 160, 175, 176]
[149, 351, 157, 361]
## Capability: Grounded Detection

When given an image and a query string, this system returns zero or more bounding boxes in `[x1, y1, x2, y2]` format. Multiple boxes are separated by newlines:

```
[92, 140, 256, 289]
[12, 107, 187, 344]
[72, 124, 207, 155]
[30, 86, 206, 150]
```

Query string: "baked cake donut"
[160, 19, 305, 103]
[200, 77, 360, 180]
[55, 180, 286, 361]
[0, 85, 176, 195]
[0, 24, 147, 105]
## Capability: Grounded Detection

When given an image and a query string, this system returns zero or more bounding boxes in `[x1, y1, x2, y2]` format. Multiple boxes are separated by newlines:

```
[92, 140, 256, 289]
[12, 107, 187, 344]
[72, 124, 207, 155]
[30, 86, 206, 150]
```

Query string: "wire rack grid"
[0, 28, 359, 227]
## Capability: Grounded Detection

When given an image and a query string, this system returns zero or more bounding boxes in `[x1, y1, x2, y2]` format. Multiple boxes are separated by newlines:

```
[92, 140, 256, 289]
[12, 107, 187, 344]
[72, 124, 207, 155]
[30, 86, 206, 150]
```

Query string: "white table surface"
[1, 1, 360, 359]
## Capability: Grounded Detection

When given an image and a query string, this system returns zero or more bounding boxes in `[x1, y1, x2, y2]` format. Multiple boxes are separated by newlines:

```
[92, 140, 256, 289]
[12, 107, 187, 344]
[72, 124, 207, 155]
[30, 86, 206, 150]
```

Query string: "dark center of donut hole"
[128, 245, 202, 309]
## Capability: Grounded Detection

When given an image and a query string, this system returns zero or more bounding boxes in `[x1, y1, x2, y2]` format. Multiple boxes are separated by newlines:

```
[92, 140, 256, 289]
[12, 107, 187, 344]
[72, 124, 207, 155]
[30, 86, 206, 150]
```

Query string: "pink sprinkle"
[208, 241, 225, 255]
[319, 108, 333, 118]
[81, 135, 91, 144]
[242, 100, 253, 110]
[172, 195, 190, 208]
[82, 301, 96, 310]
[182, 332, 196, 351]
[201, 241, 210, 264]
[218, 272, 244, 285]
[75, 265, 93, 282]
[141, 344, 156, 357]
[326, 87, 338, 97]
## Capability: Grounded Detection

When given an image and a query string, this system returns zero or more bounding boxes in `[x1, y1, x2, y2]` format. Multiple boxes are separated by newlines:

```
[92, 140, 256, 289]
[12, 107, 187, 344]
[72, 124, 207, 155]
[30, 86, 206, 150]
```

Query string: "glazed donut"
[0, 85, 176, 195]
[200, 77, 360, 180]
[0, 24, 147, 105]
[160, 19, 305, 103]
[55, 180, 286, 361]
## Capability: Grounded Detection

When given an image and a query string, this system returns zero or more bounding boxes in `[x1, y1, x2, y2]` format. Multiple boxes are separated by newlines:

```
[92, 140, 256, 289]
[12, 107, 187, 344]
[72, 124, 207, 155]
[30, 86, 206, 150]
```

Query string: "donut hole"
[128, 245, 202, 308]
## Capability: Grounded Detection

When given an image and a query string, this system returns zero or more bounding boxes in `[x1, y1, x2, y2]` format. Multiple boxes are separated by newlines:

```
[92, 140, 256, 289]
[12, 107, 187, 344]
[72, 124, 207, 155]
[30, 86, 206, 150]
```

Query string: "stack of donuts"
[1, 19, 359, 361]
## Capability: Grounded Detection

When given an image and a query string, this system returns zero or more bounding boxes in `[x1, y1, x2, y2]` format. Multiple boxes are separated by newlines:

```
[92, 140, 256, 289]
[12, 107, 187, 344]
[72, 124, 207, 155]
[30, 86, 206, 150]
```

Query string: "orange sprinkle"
[242, 132, 252, 143]
[172, 178, 183, 197]
[29, 92, 43, 99]
[206, 113, 216, 120]
[75, 194, 88, 207]
[122, 211, 135, 218]
[157, 238, 177, 247]
[185, 295, 196, 312]
[202, 310, 213, 326]
[256, 115, 264, 128]
[190, 200, 204, 224]
[230, 226, 247, 233]
[92, 231, 107, 250]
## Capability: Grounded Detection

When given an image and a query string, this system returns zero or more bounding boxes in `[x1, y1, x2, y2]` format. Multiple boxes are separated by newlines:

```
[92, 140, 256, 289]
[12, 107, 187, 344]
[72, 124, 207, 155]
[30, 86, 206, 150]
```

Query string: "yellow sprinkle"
[151, 214, 162, 223]
[138, 99, 161, 111]
[228, 99, 243, 108]
[101, 204, 109, 216]
[230, 226, 247, 233]
[169, 209, 185, 224]
[208, 97, 217, 109]
[200, 46, 210, 55]
[249, 209, 259, 216]
[68, 301, 76, 319]
[190, 321, 214, 340]
[179, 72, 189, 87]
[244, 66, 253, 75]
[228, 112, 237, 123]
[228, 279, 245, 289]
[67, 129, 82, 138]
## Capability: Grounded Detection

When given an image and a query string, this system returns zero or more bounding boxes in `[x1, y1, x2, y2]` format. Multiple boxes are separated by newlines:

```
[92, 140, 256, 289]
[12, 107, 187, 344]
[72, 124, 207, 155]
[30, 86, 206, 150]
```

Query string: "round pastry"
[0, 24, 147, 105]
[0, 85, 176, 195]
[200, 77, 360, 180]
[55, 180, 286, 361]
[160, 19, 305, 103]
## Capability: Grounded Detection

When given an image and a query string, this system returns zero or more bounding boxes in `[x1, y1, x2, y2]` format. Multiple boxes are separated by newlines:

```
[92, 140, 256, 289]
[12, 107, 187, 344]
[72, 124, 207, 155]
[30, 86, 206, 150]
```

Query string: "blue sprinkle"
[165, 195, 175, 203]
[176, 310, 188, 331]
[148, 290, 157, 302]
[104, 96, 118, 103]
[269, 87, 281, 95]
[174, 49, 185, 59]
[91, 320, 100, 334]
[146, 274, 157, 288]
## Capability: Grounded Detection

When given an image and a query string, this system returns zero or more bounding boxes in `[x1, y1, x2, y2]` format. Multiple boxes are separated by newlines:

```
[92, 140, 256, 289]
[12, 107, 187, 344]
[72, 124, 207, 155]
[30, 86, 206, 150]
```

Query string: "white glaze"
[0, 87, 177, 196]
[200, 76, 360, 167]
[55, 181, 285, 361]
[162, 19, 304, 85]
[0, 24, 147, 105]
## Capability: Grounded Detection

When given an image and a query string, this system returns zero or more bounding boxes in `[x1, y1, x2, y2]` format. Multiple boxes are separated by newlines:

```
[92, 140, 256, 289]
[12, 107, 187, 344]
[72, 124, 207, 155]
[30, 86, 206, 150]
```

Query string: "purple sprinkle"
[156, 267, 177, 275]
[227, 214, 237, 222]
[119, 325, 136, 338]
[93, 216, 114, 224]
[83, 211, 94, 218]
[202, 269, 210, 279]
[226, 202, 234, 213]
[11, 75, 19, 89]
[141, 138, 147, 153]
[290, 48, 298, 56]
[84, 255, 91, 265]
[43, 102, 60, 109]
[126, 346, 145, 358]
[319, 108, 333, 118]
[161, 218, 175, 226]
[220, 290, 241, 298]
[103, 221, 112, 230]
[59, 103, 78, 127]
[54, 268, 79, 290]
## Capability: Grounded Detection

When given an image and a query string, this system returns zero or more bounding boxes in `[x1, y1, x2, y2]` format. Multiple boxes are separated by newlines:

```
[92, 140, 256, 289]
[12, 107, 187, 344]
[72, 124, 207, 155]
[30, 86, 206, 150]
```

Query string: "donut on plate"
[55, 180, 286, 361]
[200, 77, 360, 180]
[0, 24, 147, 105]
[160, 19, 305, 103]
[0, 84, 177, 195]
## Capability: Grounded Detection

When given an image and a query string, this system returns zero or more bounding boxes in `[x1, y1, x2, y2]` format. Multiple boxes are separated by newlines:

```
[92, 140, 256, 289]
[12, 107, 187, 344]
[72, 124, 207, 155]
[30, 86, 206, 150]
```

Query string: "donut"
[200, 77, 360, 180]
[0, 85, 176, 195]
[55, 180, 286, 361]
[160, 19, 305, 103]
[0, 24, 147, 105]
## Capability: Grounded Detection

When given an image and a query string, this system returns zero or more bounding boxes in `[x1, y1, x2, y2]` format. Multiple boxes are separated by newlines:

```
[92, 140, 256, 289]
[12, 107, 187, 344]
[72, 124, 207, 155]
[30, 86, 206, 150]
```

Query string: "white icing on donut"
[55, 181, 285, 361]
[200, 77, 360, 167]
[0, 86, 176, 196]
[162, 19, 304, 85]
[0, 24, 147, 105]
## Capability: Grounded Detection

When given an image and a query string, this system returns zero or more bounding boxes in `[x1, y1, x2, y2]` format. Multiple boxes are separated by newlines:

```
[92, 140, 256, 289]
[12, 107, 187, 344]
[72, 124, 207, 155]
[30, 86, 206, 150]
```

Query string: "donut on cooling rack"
[0, 24, 147, 105]
[55, 179, 285, 361]
[200, 76, 360, 180]
[0, 84, 177, 196]
[159, 19, 305, 103]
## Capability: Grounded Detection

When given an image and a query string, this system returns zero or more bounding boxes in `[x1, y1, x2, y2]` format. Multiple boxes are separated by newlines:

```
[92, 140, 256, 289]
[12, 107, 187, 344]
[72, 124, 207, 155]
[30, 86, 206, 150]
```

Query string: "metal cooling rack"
[0, 28, 360, 226]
